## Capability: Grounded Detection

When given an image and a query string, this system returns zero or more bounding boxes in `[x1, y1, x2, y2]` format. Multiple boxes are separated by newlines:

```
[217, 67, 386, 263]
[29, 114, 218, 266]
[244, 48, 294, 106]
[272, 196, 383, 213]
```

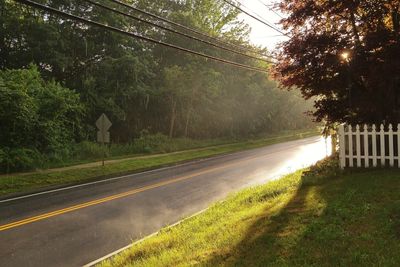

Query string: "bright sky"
[235, 0, 288, 52]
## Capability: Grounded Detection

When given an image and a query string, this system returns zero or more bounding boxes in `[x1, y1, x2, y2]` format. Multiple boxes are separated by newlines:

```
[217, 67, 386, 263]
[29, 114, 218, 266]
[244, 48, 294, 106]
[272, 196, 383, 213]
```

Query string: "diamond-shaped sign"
[96, 113, 112, 132]
[96, 113, 112, 143]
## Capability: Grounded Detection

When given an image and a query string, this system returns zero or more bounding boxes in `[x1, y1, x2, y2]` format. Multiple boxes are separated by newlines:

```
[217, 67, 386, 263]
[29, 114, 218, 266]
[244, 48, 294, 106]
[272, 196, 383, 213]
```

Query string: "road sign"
[96, 113, 112, 143]
[97, 131, 110, 144]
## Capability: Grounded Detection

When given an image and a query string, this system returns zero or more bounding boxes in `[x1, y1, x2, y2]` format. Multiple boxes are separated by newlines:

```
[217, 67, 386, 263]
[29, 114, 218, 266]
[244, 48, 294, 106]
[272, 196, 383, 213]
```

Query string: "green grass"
[0, 130, 318, 197]
[100, 157, 400, 267]
[43, 129, 317, 169]
[40, 135, 236, 170]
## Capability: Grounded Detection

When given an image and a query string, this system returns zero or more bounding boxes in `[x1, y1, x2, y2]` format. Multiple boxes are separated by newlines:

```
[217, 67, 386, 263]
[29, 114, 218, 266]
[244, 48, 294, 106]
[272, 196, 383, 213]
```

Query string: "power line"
[107, 0, 268, 58]
[253, 34, 286, 39]
[256, 0, 284, 19]
[85, 0, 273, 64]
[221, 0, 288, 37]
[236, 0, 281, 27]
[15, 0, 271, 74]
[224, 0, 285, 35]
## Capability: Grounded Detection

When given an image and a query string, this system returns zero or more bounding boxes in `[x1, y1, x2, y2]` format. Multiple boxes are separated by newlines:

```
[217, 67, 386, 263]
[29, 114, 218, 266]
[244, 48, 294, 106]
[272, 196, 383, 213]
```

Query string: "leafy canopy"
[275, 0, 400, 125]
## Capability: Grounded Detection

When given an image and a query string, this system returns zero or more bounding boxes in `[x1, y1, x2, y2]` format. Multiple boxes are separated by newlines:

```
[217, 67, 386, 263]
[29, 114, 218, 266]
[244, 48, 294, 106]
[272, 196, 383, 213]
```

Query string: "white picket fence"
[338, 124, 400, 169]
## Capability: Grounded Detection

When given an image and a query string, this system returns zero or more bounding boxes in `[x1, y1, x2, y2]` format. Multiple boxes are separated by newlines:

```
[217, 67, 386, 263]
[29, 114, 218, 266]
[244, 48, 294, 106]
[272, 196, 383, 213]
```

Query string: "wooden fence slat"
[338, 124, 346, 169]
[372, 124, 377, 167]
[348, 125, 353, 167]
[364, 124, 369, 167]
[380, 124, 385, 166]
[356, 125, 361, 167]
[389, 124, 394, 167]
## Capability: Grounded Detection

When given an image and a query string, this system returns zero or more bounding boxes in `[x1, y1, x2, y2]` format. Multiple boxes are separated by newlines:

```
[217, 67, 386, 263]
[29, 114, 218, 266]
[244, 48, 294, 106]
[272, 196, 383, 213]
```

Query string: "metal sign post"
[96, 113, 112, 166]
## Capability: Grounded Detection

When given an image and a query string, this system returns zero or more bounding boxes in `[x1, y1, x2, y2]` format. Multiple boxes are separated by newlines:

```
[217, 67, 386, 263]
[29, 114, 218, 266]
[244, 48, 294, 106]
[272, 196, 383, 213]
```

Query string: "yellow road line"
[0, 154, 266, 232]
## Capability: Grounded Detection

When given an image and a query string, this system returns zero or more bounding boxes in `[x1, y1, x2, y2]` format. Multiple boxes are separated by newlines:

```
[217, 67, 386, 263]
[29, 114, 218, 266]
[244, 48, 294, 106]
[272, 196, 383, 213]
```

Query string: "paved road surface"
[0, 136, 330, 267]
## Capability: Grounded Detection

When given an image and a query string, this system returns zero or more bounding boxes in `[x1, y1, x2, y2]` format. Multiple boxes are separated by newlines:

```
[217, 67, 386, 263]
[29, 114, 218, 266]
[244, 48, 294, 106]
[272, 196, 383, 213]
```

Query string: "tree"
[274, 0, 400, 126]
[1, 0, 315, 145]
[163, 66, 185, 138]
[0, 65, 84, 171]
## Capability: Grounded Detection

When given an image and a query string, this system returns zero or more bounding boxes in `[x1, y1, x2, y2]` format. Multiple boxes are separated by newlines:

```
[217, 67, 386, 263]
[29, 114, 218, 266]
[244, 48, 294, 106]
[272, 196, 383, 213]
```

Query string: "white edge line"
[81, 156, 317, 267]
[81, 151, 320, 267]
[1, 136, 319, 204]
[81, 158, 320, 267]
[0, 152, 242, 203]
[82, 208, 209, 267]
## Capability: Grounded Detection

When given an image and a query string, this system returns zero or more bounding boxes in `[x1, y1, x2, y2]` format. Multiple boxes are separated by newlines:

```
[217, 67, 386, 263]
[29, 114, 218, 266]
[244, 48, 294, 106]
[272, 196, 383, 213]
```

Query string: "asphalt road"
[0, 136, 330, 267]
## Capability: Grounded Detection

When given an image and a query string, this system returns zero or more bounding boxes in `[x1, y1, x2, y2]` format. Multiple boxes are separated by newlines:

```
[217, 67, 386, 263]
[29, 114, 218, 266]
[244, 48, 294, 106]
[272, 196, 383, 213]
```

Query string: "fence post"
[389, 124, 394, 167]
[356, 125, 361, 167]
[364, 124, 369, 167]
[338, 124, 346, 169]
[348, 125, 353, 167]
[380, 124, 385, 166]
[372, 124, 377, 167]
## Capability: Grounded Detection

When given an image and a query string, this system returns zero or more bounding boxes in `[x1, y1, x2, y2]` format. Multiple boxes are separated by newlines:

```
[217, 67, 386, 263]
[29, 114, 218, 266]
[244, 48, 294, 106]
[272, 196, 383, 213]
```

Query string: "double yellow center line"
[0, 154, 265, 232]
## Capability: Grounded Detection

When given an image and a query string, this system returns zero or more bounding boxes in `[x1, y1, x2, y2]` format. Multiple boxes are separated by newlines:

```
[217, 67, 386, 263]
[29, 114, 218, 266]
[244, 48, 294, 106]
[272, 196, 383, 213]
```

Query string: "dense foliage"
[0, 0, 315, 171]
[275, 0, 400, 125]
[0, 66, 83, 171]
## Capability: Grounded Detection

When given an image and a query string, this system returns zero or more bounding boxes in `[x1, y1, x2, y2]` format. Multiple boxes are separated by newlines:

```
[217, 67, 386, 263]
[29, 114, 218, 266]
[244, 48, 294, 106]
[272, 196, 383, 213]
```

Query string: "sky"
[235, 0, 288, 52]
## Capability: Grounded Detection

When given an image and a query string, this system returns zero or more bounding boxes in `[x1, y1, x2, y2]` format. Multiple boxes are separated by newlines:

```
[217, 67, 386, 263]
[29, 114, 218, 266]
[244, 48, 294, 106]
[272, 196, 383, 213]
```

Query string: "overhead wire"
[236, 0, 282, 27]
[15, 0, 272, 74]
[107, 0, 269, 58]
[84, 0, 273, 64]
[256, 0, 284, 19]
[220, 0, 289, 37]
[240, 1, 284, 30]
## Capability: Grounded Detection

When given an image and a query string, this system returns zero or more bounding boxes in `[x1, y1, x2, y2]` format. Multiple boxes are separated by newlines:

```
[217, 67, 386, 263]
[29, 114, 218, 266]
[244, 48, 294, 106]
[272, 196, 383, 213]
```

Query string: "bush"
[301, 154, 341, 185]
[133, 133, 170, 153]
[0, 66, 84, 172]
[2, 66, 85, 152]
[0, 147, 44, 172]
[73, 141, 110, 160]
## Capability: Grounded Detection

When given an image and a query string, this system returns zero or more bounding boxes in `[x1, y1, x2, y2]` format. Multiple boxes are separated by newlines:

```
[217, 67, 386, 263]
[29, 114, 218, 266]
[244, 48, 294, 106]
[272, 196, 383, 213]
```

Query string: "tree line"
[0, 0, 315, 171]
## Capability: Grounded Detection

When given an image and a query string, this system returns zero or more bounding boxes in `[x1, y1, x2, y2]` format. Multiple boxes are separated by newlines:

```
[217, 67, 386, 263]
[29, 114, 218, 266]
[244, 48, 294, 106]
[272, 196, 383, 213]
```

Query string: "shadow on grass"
[204, 156, 400, 266]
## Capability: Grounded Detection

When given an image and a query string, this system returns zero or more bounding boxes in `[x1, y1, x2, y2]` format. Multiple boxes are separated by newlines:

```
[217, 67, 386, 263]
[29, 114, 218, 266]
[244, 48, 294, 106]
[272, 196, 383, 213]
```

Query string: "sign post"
[96, 113, 112, 166]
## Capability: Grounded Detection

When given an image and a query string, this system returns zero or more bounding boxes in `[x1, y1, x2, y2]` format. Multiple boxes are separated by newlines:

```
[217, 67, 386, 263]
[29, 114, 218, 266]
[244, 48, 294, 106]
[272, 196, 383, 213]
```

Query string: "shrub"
[134, 133, 170, 153]
[73, 141, 109, 160]
[0, 66, 84, 172]
[0, 147, 44, 172]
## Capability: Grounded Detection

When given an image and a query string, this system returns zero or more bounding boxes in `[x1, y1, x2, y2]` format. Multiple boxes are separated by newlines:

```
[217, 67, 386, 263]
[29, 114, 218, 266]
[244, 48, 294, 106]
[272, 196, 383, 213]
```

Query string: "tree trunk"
[392, 10, 399, 33]
[0, 3, 5, 68]
[184, 108, 191, 138]
[184, 87, 195, 138]
[169, 97, 177, 138]
[349, 11, 361, 47]
[144, 94, 150, 110]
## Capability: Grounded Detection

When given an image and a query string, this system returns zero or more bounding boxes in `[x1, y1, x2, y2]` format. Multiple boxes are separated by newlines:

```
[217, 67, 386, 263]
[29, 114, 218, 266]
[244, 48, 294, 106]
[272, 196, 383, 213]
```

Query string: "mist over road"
[0, 136, 330, 267]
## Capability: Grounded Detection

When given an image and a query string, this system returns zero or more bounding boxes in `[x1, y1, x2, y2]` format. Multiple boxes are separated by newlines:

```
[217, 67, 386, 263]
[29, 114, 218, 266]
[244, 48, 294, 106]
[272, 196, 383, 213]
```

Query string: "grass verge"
[100, 157, 400, 267]
[0, 130, 318, 197]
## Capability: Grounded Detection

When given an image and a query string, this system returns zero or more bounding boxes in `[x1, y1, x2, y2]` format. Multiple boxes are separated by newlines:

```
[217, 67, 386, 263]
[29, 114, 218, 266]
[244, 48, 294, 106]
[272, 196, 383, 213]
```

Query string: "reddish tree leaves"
[274, 0, 400, 125]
